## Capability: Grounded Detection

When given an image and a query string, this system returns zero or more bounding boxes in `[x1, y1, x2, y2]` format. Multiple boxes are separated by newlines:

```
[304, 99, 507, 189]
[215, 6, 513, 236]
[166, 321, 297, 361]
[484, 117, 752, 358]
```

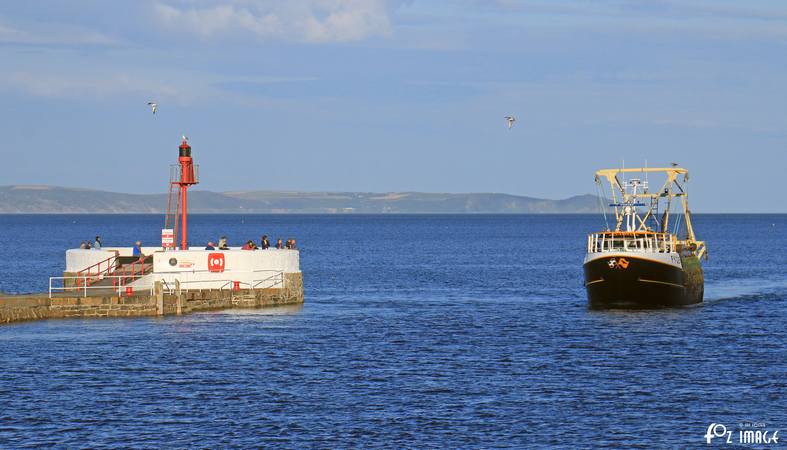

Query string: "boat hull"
[583, 253, 704, 308]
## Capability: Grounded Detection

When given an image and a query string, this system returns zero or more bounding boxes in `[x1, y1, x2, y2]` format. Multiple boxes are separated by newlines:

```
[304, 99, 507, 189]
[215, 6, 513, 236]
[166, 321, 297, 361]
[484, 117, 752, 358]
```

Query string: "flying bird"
[147, 101, 158, 114]
[671, 162, 679, 167]
[504, 116, 516, 129]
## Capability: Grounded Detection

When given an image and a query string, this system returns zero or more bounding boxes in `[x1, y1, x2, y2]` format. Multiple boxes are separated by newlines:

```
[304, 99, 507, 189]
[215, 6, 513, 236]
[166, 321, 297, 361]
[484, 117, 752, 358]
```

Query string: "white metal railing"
[253, 271, 285, 289]
[153, 269, 284, 292]
[49, 275, 159, 299]
[49, 269, 285, 298]
[587, 232, 676, 254]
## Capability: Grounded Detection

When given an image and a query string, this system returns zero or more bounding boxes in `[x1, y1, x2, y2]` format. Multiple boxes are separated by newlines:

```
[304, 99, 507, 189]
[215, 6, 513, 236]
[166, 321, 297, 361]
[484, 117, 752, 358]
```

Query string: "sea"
[0, 214, 785, 448]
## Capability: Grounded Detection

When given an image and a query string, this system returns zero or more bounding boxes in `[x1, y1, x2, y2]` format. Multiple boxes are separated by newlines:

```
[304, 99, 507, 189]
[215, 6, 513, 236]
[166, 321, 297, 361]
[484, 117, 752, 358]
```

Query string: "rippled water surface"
[0, 214, 785, 448]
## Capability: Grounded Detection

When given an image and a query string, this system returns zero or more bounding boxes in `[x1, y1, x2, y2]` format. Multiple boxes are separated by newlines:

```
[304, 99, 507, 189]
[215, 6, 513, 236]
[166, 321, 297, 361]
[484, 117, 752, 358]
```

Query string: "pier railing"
[50, 275, 156, 298]
[587, 232, 677, 254]
[73, 255, 153, 289]
[75, 254, 119, 288]
[49, 269, 285, 298]
[153, 269, 284, 292]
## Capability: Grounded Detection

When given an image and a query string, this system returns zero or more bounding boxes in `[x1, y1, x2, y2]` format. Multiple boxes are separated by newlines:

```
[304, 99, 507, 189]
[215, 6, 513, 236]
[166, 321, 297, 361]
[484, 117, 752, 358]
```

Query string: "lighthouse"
[165, 136, 199, 250]
[176, 136, 197, 250]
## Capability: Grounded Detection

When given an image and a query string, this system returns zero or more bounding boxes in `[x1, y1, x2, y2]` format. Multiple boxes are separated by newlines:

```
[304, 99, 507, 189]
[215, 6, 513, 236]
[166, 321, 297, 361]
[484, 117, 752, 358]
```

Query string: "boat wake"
[704, 277, 787, 303]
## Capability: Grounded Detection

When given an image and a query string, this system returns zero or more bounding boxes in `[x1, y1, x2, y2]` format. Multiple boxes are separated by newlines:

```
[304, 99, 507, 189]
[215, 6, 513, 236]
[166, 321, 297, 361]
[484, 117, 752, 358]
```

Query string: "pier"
[1, 247, 303, 325]
[0, 278, 303, 324]
[0, 137, 304, 325]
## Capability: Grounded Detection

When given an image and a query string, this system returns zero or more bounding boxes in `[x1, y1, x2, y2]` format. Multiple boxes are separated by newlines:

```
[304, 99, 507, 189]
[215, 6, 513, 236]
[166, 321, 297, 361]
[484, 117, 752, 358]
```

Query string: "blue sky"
[1, 0, 785, 212]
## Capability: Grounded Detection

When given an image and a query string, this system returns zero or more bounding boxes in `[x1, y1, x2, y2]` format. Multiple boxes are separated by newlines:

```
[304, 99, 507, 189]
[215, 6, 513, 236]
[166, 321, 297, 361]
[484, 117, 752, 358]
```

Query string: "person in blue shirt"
[133, 241, 145, 261]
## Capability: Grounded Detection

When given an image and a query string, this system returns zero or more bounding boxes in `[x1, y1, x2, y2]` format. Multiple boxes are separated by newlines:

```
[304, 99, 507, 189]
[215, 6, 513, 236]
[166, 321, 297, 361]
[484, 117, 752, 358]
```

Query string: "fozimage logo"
[705, 422, 780, 445]
[705, 423, 731, 444]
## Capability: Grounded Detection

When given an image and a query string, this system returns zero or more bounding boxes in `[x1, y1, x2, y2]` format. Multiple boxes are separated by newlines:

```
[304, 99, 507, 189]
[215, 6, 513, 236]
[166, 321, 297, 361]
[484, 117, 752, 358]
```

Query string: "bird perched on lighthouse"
[504, 116, 516, 129]
[147, 101, 158, 114]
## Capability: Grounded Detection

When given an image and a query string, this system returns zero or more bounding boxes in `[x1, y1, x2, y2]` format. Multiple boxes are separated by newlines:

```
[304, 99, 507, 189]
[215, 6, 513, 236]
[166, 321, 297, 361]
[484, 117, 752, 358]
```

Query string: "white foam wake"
[704, 277, 787, 301]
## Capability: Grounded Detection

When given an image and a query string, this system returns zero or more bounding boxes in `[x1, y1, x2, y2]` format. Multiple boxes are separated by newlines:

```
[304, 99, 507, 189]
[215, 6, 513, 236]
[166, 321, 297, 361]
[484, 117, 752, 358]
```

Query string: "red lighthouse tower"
[165, 136, 199, 250]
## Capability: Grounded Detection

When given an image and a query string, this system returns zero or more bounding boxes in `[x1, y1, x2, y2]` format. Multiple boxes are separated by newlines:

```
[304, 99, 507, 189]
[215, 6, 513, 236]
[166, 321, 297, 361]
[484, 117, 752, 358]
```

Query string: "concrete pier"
[0, 273, 303, 325]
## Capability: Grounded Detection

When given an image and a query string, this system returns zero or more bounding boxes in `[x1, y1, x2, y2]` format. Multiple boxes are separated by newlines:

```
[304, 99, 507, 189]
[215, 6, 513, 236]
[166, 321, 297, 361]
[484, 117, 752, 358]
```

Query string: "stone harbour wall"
[0, 272, 303, 325]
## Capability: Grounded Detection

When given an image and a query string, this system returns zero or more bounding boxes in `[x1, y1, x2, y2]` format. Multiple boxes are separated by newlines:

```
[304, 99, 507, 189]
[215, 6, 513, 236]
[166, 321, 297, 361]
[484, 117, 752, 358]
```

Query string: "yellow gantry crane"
[594, 167, 707, 260]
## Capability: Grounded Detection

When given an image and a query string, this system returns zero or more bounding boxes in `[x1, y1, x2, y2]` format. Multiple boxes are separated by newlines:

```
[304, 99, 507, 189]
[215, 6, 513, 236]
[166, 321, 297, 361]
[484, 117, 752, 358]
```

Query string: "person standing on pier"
[93, 236, 102, 250]
[260, 235, 270, 249]
[133, 241, 145, 262]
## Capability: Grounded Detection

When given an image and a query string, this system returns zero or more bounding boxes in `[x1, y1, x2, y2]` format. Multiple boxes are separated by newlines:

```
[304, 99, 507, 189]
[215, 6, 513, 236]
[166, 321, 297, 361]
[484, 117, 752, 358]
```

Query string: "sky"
[0, 0, 785, 212]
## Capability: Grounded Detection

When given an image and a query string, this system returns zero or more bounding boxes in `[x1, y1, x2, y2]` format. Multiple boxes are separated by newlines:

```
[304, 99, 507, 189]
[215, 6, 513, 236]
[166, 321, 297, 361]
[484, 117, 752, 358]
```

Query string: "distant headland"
[0, 185, 602, 214]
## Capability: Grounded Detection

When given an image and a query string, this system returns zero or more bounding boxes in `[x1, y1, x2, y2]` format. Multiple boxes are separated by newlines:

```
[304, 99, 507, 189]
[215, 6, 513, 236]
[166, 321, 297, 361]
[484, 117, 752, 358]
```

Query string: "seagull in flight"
[504, 116, 516, 129]
[147, 101, 158, 114]
[670, 162, 679, 167]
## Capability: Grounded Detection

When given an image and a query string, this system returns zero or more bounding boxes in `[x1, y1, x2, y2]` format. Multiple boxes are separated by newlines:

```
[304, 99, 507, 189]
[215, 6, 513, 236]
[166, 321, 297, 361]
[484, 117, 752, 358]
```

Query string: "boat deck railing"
[587, 232, 677, 254]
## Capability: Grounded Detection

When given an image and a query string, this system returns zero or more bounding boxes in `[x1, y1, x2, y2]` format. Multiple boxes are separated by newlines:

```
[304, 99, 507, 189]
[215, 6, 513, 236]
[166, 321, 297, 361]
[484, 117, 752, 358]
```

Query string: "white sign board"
[161, 228, 175, 248]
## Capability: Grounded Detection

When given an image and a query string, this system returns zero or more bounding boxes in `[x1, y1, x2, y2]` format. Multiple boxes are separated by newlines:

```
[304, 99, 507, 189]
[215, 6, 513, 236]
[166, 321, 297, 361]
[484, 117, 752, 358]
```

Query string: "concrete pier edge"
[0, 273, 303, 325]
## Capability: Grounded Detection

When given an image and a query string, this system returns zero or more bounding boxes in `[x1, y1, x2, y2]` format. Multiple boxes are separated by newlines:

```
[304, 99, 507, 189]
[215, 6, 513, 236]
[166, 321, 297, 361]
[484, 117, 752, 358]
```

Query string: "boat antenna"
[621, 158, 625, 188]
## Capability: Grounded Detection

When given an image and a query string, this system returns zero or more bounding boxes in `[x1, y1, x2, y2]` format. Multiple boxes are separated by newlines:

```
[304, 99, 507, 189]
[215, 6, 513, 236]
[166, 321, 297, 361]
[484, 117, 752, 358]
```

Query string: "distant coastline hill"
[0, 185, 603, 214]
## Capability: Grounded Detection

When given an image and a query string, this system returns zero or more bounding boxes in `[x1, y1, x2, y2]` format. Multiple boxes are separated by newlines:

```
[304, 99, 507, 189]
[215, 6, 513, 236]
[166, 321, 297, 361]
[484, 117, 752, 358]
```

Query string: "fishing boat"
[583, 167, 708, 308]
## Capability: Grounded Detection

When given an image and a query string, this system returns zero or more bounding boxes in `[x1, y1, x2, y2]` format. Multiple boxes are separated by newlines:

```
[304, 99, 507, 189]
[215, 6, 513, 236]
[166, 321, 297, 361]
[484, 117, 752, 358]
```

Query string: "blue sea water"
[0, 214, 785, 448]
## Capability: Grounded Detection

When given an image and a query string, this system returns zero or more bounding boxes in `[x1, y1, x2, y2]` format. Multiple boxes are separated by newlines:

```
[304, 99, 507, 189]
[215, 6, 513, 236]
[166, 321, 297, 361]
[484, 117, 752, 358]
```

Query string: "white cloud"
[0, 68, 322, 108]
[0, 70, 186, 102]
[153, 0, 395, 43]
[0, 22, 117, 46]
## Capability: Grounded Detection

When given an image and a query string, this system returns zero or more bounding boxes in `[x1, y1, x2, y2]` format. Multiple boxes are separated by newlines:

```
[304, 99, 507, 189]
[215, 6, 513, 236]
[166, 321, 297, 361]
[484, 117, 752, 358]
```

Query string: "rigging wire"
[672, 205, 683, 238]
[595, 179, 610, 231]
